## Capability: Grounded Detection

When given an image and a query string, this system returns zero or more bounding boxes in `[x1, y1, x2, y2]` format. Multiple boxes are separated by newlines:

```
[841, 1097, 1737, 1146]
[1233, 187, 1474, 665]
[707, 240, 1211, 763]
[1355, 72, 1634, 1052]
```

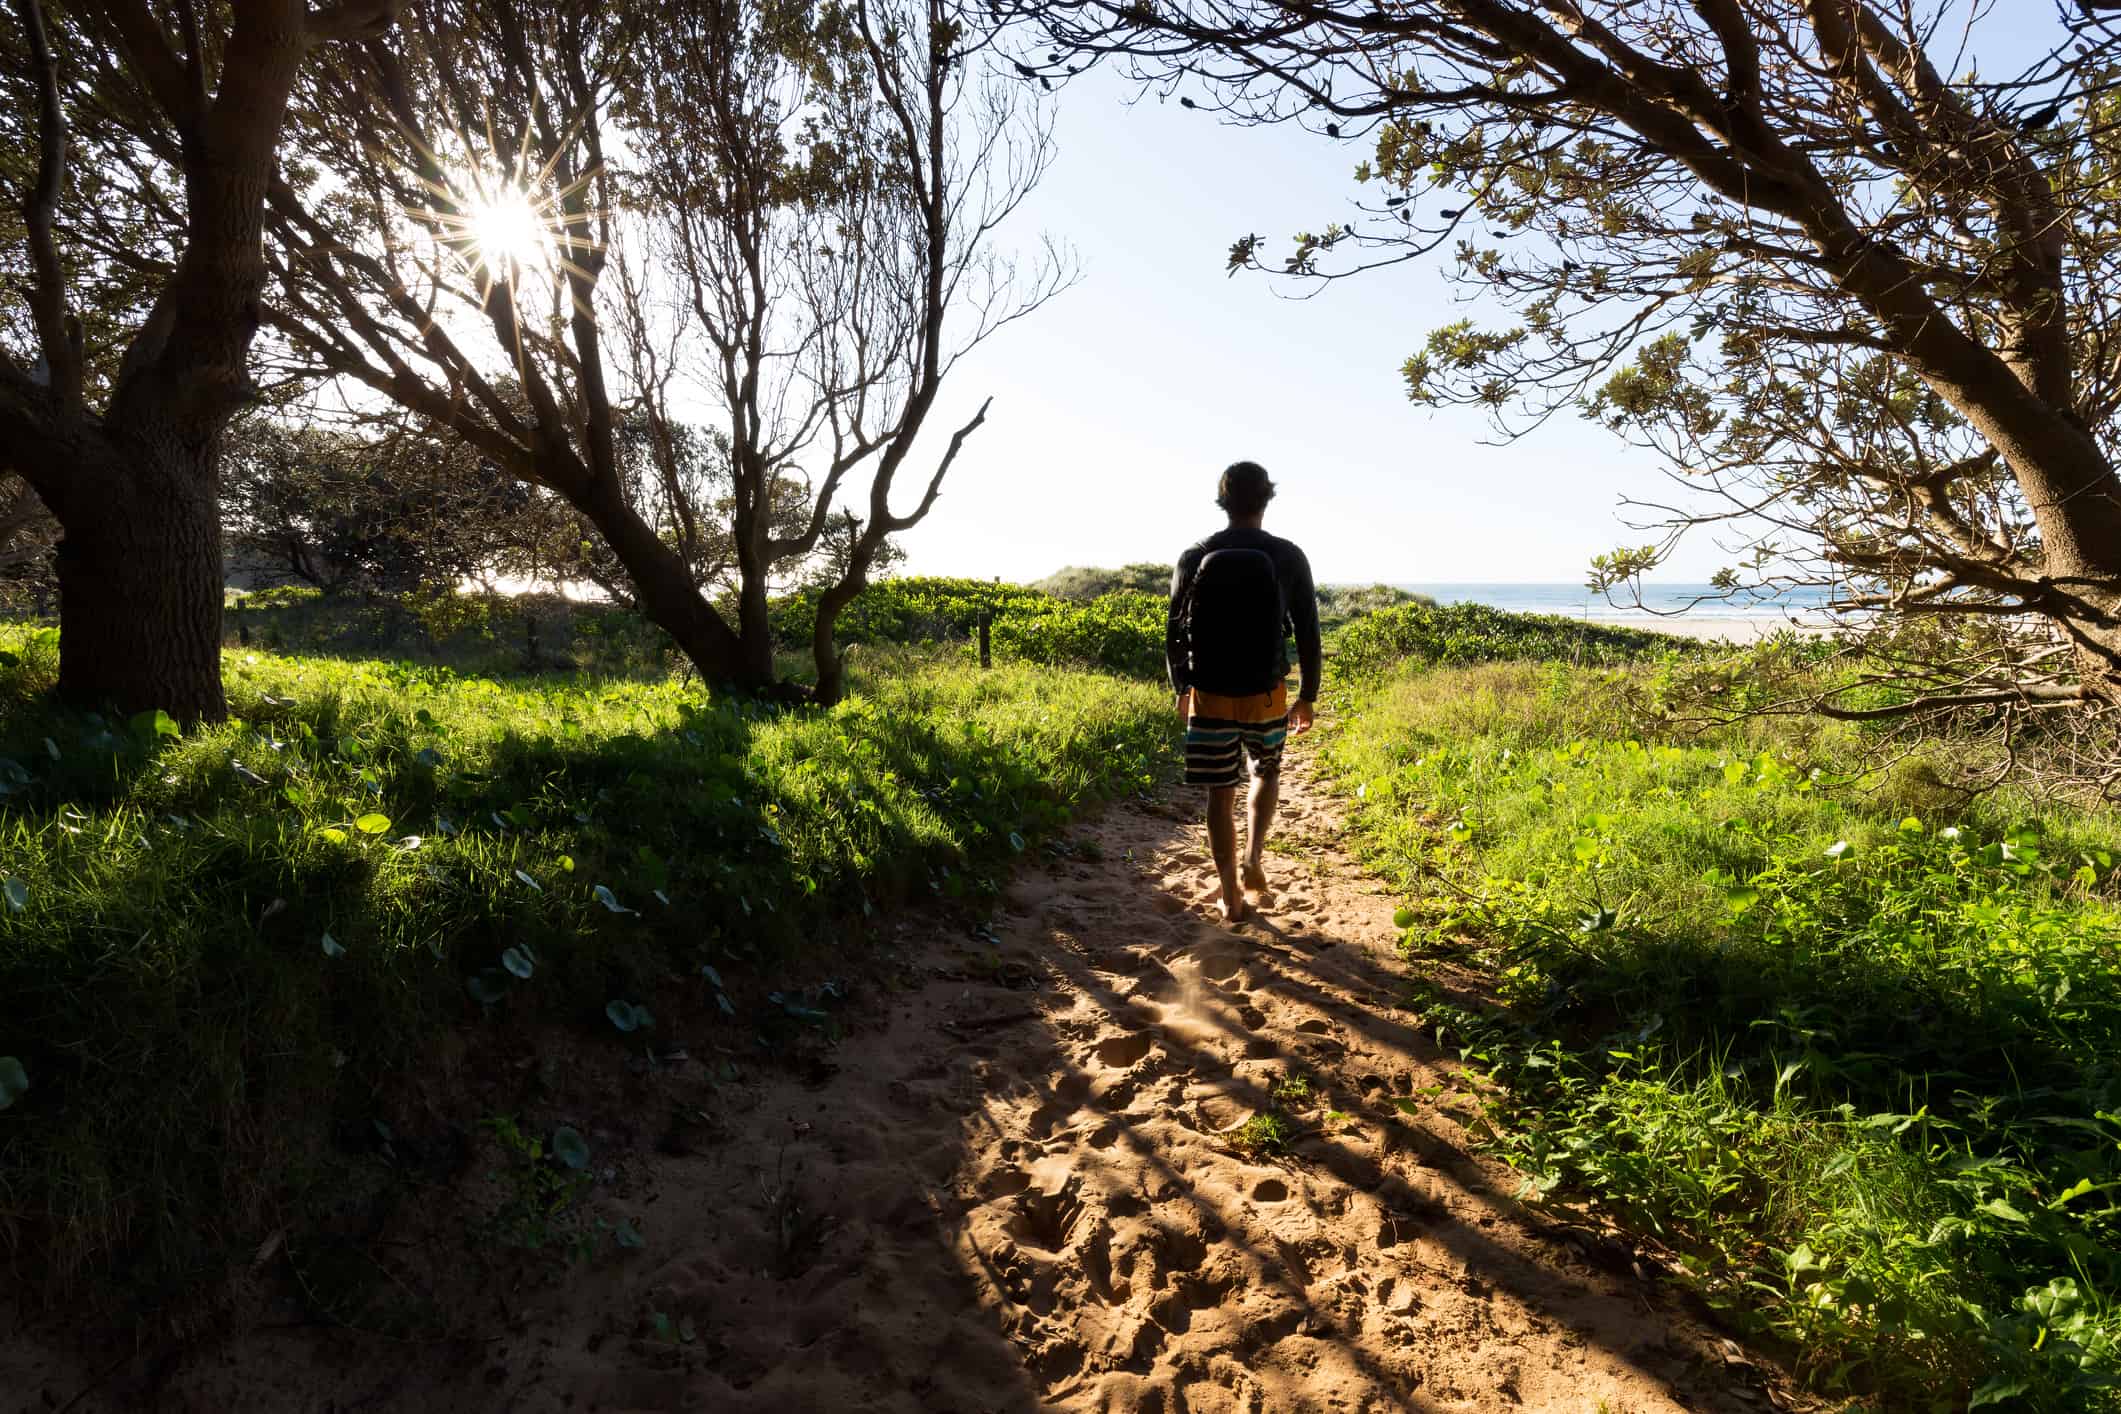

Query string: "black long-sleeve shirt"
[1165, 527, 1322, 702]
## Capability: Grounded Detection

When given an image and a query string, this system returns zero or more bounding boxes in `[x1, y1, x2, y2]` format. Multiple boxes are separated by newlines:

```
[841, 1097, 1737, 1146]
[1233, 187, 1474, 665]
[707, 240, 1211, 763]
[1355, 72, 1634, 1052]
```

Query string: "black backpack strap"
[1165, 549, 1201, 695]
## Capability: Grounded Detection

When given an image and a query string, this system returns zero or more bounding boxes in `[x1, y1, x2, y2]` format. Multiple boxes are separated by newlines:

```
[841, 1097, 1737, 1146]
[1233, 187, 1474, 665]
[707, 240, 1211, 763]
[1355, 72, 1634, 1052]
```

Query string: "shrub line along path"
[24, 737, 1777, 1413]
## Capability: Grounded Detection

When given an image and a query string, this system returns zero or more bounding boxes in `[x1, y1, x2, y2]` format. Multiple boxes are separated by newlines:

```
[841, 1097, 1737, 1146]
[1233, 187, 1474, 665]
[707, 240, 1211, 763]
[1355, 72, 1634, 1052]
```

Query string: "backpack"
[1183, 546, 1284, 695]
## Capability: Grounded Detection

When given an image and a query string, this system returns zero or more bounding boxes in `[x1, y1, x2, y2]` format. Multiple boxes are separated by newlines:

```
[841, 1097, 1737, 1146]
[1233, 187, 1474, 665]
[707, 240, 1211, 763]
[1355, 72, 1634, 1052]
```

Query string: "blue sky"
[896, 8, 2068, 586]
[898, 68, 1734, 586]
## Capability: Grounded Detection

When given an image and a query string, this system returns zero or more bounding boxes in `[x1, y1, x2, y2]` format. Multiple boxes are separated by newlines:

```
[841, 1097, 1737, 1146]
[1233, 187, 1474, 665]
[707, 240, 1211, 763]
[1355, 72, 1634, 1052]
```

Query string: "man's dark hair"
[1216, 461, 1276, 518]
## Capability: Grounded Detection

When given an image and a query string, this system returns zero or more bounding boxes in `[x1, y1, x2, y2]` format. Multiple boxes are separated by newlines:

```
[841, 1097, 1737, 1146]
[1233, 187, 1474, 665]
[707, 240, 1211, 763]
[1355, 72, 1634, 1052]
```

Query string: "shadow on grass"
[0, 659, 1168, 1312]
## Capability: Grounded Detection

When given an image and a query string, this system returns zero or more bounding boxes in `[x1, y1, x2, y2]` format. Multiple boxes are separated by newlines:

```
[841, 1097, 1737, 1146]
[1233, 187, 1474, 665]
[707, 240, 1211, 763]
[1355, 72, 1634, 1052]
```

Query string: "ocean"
[1387, 582, 1839, 623]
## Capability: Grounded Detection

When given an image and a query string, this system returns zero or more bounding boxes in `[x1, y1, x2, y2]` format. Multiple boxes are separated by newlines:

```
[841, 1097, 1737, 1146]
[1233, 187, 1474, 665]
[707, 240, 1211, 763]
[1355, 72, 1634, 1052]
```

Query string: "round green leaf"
[354, 813, 392, 836]
[320, 932, 345, 958]
[606, 999, 653, 1033]
[501, 946, 535, 979]
[2, 876, 26, 913]
[551, 1125, 590, 1171]
[1391, 906, 1416, 929]
[0, 1056, 27, 1109]
[130, 708, 180, 740]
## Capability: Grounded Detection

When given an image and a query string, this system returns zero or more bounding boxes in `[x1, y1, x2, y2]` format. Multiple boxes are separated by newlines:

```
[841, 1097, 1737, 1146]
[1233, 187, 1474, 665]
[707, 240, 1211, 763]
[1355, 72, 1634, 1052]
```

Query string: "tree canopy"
[1016, 0, 2121, 770]
[0, 0, 404, 718]
[263, 0, 1063, 701]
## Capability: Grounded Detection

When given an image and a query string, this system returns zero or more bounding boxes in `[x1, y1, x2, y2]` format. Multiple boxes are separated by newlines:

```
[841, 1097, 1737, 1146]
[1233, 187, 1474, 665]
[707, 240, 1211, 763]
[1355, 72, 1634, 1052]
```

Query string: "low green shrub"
[1315, 583, 1435, 626]
[233, 584, 325, 610]
[770, 575, 1046, 649]
[0, 632, 1173, 1298]
[773, 577, 1165, 679]
[984, 590, 1164, 679]
[227, 587, 673, 678]
[1333, 600, 1690, 678]
[1030, 564, 1173, 601]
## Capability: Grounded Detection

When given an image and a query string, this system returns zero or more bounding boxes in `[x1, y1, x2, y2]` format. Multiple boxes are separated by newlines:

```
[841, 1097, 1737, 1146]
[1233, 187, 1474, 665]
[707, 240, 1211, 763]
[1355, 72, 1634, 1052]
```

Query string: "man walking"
[1166, 461, 1321, 923]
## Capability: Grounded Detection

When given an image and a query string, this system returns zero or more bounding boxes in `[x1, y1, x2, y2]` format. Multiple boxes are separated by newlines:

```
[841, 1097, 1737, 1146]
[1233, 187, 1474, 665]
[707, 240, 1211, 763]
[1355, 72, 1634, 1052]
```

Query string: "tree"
[0, 0, 401, 720]
[222, 413, 543, 593]
[0, 471, 58, 610]
[1019, 0, 2121, 755]
[265, 0, 1063, 703]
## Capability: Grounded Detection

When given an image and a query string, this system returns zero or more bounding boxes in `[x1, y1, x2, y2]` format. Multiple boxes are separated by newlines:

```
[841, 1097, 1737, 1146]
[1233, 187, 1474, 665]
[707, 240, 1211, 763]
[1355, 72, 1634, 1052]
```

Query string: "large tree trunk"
[569, 469, 765, 692]
[2039, 534, 2121, 705]
[1997, 423, 2121, 703]
[53, 437, 225, 722]
[2, 0, 346, 727]
[735, 570, 776, 685]
[809, 573, 864, 707]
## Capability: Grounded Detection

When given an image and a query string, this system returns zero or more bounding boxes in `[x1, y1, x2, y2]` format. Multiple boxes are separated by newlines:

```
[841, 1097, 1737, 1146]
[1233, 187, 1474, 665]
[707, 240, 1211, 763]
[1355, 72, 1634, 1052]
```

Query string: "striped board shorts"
[1182, 683, 1289, 789]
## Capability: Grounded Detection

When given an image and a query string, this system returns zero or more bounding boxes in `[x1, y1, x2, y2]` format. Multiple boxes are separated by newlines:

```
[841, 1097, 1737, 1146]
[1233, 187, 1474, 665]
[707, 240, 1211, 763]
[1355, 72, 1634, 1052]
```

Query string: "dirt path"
[14, 744, 1783, 1413]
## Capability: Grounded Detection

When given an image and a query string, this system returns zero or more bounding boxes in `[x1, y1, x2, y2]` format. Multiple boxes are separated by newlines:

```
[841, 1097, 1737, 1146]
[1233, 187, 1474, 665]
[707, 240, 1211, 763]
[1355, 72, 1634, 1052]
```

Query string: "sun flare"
[464, 187, 548, 273]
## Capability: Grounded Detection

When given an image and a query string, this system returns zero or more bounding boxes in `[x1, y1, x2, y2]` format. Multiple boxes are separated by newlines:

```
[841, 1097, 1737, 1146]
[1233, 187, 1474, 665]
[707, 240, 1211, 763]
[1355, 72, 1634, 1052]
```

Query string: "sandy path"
[12, 743, 1784, 1413]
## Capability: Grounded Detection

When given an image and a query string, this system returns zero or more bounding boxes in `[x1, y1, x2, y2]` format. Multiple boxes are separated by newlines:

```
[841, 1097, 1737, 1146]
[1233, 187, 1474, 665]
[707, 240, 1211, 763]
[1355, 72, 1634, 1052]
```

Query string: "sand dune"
[1608, 614, 1831, 645]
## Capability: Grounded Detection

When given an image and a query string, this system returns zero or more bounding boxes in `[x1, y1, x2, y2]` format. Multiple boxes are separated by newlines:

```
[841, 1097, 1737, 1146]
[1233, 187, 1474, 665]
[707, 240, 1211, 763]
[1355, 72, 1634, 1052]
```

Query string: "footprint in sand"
[982, 1167, 1033, 1200]
[1009, 1181, 1086, 1253]
[1252, 1178, 1290, 1203]
[1096, 1032, 1157, 1068]
[1187, 1080, 1255, 1134]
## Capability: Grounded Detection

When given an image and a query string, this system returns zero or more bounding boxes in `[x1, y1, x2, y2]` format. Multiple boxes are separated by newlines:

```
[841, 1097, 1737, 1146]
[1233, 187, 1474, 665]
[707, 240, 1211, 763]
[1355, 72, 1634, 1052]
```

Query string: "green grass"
[1231, 1111, 1299, 1156]
[1330, 599, 1702, 679]
[228, 584, 679, 678]
[1324, 660, 2121, 1410]
[0, 627, 1174, 1300]
[773, 575, 1167, 679]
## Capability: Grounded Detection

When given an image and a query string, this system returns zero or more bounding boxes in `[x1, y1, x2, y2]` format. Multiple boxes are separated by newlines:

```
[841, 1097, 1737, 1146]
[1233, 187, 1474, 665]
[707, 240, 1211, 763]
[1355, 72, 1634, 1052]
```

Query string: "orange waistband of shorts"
[1185, 682, 1288, 723]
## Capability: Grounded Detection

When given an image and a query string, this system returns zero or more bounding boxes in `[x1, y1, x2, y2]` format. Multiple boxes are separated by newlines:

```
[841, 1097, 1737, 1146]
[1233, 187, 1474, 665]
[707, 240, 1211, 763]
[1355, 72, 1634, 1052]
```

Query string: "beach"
[1590, 613, 1830, 645]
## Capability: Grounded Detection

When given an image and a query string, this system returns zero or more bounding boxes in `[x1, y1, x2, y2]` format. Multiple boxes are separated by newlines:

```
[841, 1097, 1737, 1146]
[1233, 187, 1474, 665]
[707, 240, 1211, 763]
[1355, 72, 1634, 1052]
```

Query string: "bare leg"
[1206, 784, 1245, 922]
[1243, 769, 1280, 893]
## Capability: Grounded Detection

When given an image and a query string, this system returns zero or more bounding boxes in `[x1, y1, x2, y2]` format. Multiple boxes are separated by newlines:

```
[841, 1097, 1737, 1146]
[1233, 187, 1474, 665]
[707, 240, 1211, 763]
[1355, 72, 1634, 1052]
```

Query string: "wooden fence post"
[978, 612, 992, 670]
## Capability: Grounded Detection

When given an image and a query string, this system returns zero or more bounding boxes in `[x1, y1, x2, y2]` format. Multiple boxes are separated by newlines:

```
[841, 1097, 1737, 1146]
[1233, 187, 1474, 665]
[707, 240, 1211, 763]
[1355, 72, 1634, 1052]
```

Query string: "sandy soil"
[1585, 615, 1827, 644]
[7, 744, 1791, 1413]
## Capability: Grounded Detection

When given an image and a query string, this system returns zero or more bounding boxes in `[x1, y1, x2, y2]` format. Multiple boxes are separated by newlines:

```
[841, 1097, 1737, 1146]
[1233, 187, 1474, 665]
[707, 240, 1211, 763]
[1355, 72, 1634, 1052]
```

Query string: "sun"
[464, 186, 548, 273]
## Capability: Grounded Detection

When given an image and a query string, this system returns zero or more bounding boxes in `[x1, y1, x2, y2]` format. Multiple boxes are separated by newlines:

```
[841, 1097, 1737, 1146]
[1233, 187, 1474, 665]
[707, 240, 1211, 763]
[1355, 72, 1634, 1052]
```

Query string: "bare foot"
[1241, 861, 1270, 896]
[1220, 893, 1249, 924]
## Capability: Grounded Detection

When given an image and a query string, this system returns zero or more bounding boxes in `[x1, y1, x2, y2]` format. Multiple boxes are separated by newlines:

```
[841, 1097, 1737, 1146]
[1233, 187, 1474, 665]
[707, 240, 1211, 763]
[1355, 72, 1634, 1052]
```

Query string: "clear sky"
[895, 67, 1727, 587]
[893, 7, 2067, 587]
